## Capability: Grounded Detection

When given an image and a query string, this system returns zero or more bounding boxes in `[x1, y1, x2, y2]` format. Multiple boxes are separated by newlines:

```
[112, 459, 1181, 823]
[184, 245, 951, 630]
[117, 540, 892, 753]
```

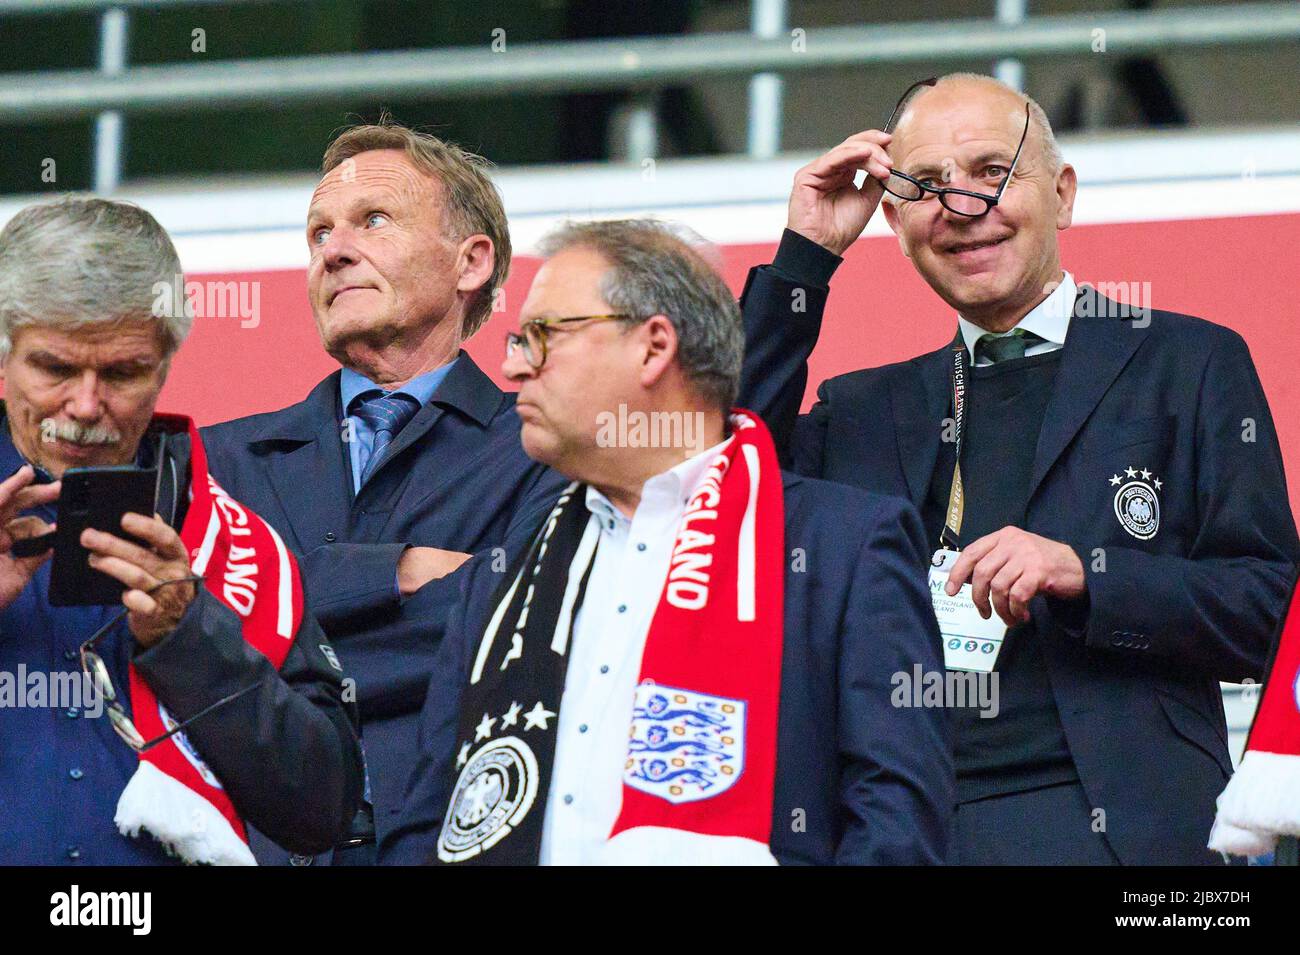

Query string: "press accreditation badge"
[929, 549, 1008, 673]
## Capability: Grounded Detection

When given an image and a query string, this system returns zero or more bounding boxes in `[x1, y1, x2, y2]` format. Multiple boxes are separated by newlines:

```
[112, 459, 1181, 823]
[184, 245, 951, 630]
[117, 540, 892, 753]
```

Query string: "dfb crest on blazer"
[1110, 466, 1163, 540]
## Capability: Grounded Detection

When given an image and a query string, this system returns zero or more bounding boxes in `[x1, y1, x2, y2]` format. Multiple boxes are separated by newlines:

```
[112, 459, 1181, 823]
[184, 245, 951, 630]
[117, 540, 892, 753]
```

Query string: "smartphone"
[49, 465, 159, 607]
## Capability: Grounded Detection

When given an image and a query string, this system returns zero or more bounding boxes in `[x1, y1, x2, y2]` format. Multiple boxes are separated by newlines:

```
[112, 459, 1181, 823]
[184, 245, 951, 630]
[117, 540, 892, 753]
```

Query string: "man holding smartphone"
[0, 197, 364, 864]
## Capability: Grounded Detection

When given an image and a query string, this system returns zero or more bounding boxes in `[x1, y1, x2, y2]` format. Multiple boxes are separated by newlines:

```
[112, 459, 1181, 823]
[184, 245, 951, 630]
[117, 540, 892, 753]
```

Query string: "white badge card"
[929, 549, 1008, 673]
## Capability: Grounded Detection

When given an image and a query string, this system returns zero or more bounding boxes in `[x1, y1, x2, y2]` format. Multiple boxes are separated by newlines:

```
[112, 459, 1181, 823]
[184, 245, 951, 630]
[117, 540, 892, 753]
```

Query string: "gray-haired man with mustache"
[0, 196, 364, 864]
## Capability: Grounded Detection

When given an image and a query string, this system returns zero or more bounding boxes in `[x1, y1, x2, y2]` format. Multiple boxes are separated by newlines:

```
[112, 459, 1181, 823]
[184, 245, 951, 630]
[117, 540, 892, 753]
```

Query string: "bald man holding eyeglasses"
[737, 72, 1299, 865]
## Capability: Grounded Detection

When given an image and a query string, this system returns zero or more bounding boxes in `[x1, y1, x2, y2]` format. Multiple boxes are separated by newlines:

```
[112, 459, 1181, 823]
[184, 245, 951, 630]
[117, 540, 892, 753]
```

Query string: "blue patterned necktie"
[351, 391, 421, 485]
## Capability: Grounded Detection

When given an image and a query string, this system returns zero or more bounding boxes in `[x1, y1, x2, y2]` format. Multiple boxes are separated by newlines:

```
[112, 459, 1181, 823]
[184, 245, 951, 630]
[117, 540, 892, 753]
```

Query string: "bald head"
[878, 71, 1078, 333]
[891, 73, 1062, 175]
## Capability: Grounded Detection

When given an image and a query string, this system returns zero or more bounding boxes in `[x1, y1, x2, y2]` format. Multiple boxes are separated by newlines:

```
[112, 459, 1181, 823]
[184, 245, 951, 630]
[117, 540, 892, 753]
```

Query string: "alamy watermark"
[1059, 278, 1153, 326]
[0, 666, 103, 718]
[595, 403, 707, 458]
[152, 275, 261, 329]
[891, 664, 999, 719]
[50, 885, 151, 935]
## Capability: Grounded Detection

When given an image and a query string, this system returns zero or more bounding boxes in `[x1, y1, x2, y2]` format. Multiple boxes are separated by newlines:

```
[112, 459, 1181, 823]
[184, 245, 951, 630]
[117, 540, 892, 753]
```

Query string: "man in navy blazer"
[737, 73, 1300, 864]
[202, 121, 565, 864]
[381, 219, 952, 865]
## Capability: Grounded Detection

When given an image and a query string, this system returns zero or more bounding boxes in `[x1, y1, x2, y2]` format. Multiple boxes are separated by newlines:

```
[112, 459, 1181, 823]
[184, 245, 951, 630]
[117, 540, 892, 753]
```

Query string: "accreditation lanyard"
[940, 337, 967, 552]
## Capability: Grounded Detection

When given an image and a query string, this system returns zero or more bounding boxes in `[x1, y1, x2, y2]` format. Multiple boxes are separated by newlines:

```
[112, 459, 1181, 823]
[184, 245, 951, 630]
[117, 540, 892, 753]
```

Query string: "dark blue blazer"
[380, 473, 955, 865]
[738, 253, 1300, 865]
[202, 352, 567, 861]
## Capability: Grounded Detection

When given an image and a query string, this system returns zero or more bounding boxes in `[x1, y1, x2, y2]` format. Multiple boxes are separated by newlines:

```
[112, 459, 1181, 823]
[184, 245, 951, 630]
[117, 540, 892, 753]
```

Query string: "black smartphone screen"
[49, 465, 159, 607]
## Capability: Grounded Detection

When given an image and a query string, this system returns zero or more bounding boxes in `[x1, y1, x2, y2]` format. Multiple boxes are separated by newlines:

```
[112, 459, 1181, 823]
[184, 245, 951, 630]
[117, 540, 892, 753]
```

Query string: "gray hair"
[893, 72, 1063, 174]
[536, 219, 742, 411]
[0, 197, 191, 360]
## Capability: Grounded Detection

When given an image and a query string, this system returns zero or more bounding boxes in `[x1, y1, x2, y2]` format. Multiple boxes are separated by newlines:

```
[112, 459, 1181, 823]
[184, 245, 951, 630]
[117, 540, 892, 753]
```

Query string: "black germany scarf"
[435, 483, 598, 864]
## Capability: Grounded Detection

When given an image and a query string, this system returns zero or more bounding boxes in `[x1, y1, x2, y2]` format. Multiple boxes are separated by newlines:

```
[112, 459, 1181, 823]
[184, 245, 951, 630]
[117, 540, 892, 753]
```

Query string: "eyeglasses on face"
[505, 314, 632, 369]
[881, 77, 1033, 219]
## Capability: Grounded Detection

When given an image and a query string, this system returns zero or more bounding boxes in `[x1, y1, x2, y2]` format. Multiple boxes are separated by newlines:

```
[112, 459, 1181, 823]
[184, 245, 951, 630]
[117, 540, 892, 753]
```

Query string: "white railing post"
[994, 0, 1026, 91]
[93, 5, 128, 193]
[747, 0, 786, 159]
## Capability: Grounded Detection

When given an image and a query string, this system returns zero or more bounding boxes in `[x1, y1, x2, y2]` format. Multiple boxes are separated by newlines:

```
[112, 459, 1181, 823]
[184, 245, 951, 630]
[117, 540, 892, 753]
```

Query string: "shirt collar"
[585, 437, 732, 528]
[957, 270, 1076, 358]
[340, 359, 458, 415]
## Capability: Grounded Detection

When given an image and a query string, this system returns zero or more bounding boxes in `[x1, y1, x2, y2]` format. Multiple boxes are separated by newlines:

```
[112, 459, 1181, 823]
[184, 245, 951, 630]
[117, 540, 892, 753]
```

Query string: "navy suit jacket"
[380, 473, 955, 865]
[738, 241, 1300, 864]
[202, 352, 567, 861]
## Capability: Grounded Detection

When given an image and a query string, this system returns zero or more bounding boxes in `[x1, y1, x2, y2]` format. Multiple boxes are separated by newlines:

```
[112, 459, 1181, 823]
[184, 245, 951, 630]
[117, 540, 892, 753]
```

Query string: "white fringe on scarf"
[1208, 750, 1300, 856]
[114, 761, 256, 866]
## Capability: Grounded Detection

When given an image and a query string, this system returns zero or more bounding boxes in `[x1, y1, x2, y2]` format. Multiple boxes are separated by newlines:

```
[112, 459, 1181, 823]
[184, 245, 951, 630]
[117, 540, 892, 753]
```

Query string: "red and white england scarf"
[1210, 572, 1300, 856]
[604, 409, 785, 864]
[442, 410, 784, 865]
[113, 414, 303, 865]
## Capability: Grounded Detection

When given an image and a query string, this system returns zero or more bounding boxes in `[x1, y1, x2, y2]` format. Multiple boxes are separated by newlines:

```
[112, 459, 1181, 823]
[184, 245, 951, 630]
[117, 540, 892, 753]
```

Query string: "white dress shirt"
[958, 271, 1077, 366]
[537, 440, 729, 866]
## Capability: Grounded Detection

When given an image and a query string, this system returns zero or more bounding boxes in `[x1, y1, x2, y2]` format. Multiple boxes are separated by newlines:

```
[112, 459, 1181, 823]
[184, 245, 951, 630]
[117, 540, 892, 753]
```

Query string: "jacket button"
[65, 708, 79, 719]
[66, 846, 80, 861]
[69, 768, 84, 781]
[324, 532, 337, 543]
[63, 649, 77, 662]
[289, 854, 315, 866]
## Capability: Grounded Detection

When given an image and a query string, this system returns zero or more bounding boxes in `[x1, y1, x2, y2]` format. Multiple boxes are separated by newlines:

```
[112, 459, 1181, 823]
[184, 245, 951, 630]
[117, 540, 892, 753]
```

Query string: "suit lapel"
[362, 351, 503, 485]
[890, 345, 954, 507]
[246, 373, 353, 550]
[1025, 287, 1148, 506]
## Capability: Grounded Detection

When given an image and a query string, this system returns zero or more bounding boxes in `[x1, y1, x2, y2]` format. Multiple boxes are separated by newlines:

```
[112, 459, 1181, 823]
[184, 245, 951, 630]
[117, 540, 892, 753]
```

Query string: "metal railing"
[0, 0, 261, 12]
[2, 2, 1299, 190]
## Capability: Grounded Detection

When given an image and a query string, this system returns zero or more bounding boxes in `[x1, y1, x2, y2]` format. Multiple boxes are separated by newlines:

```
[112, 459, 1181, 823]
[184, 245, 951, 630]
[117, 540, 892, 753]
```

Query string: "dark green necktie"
[974, 328, 1046, 365]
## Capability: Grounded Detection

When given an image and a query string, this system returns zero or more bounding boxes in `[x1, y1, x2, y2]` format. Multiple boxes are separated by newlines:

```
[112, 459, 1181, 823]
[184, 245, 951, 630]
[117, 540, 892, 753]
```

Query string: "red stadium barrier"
[152, 211, 1300, 521]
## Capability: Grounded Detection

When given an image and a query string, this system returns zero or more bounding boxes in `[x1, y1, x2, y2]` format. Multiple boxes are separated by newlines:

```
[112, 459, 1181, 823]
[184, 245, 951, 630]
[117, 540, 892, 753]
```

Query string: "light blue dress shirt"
[339, 360, 457, 495]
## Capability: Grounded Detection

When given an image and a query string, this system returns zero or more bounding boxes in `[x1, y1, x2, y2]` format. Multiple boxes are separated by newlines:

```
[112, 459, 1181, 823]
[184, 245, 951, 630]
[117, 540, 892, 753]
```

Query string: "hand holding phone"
[48, 465, 158, 607]
[80, 512, 199, 648]
[0, 465, 62, 612]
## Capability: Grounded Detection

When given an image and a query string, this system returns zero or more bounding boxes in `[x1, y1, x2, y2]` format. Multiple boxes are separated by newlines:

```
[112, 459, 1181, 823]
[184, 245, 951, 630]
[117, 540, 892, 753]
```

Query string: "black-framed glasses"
[883, 76, 938, 135]
[79, 575, 261, 752]
[882, 77, 1032, 219]
[505, 314, 632, 370]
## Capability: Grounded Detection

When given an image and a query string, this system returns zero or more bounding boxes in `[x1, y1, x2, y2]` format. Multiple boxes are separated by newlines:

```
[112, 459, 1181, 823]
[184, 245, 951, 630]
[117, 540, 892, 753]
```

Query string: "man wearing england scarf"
[383, 219, 953, 865]
[0, 198, 364, 865]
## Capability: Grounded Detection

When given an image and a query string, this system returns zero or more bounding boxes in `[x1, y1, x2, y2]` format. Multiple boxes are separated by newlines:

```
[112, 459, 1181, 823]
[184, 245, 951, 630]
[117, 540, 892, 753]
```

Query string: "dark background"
[1, 0, 1297, 195]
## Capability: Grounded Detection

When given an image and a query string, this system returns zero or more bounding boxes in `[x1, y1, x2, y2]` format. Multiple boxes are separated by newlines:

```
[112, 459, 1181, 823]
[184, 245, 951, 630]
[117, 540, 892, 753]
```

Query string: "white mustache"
[42, 418, 121, 446]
